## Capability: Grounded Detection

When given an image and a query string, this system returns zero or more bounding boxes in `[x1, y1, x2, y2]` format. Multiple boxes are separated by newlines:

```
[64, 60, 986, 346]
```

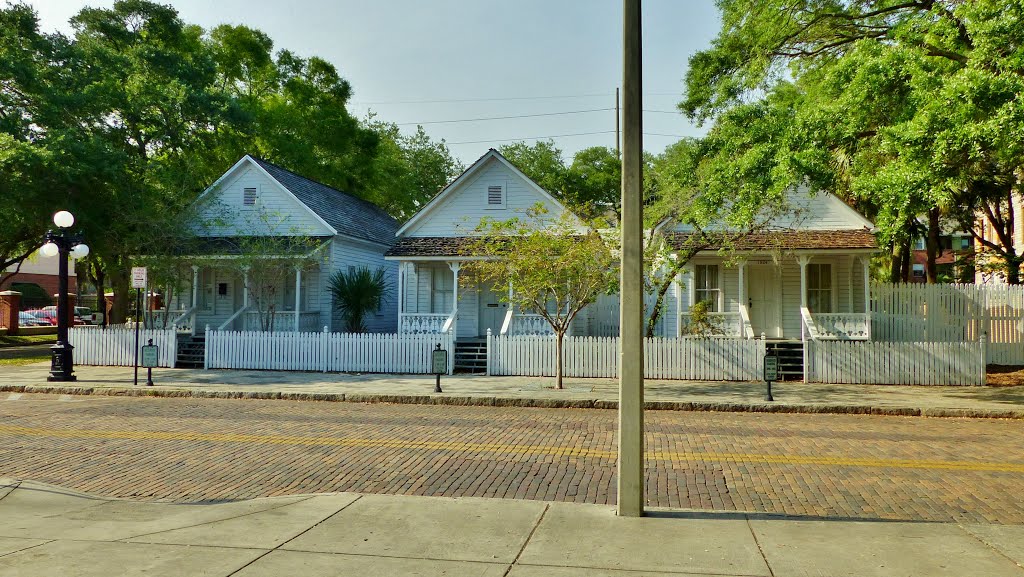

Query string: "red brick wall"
[0, 273, 77, 304]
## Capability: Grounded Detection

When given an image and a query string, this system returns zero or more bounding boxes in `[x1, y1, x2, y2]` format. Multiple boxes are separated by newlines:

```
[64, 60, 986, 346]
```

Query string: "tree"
[328, 267, 390, 332]
[462, 206, 617, 389]
[681, 0, 1024, 283]
[362, 119, 464, 221]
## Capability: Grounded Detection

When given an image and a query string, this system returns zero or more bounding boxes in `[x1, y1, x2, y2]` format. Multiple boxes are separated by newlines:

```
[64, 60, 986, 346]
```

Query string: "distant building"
[1, 253, 77, 308]
[910, 232, 975, 283]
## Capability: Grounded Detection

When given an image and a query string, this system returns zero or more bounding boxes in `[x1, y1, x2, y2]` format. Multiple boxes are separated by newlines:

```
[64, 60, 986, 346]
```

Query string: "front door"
[478, 283, 507, 336]
[747, 265, 780, 338]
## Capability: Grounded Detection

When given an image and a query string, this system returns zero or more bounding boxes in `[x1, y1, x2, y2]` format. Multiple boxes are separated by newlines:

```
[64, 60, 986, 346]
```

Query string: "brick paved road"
[1, 393, 1023, 524]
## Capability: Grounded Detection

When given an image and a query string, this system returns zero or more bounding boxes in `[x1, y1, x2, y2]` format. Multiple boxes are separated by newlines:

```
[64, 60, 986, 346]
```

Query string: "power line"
[445, 131, 615, 145]
[351, 93, 610, 105]
[351, 91, 683, 106]
[444, 131, 688, 146]
[396, 108, 614, 126]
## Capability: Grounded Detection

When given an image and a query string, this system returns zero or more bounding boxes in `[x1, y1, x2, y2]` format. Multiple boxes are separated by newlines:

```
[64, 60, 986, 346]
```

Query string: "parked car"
[24, 310, 56, 325]
[36, 307, 88, 326]
[18, 311, 48, 327]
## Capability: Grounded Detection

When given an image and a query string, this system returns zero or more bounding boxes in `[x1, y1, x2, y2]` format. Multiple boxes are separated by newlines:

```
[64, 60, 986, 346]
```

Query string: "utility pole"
[615, 87, 621, 159]
[618, 0, 644, 518]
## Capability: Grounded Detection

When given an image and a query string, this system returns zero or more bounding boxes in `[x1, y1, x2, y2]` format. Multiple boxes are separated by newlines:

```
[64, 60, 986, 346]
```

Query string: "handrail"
[738, 304, 755, 340]
[800, 307, 820, 341]
[499, 308, 514, 336]
[172, 306, 196, 328]
[218, 305, 250, 331]
[441, 308, 458, 334]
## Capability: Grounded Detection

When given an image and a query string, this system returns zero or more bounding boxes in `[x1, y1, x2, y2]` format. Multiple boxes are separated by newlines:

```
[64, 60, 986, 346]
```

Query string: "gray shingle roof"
[250, 156, 398, 245]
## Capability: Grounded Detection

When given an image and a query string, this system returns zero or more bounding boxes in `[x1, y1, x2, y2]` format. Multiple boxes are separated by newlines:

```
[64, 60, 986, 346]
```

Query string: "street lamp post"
[39, 210, 89, 382]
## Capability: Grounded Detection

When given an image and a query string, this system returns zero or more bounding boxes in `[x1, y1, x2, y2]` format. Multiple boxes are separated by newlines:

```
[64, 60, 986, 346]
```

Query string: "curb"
[3, 383, 1023, 420]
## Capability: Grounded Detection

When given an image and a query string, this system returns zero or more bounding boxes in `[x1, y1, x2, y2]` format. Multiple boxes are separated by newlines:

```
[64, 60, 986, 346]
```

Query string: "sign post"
[131, 267, 147, 387]
[141, 338, 159, 386]
[431, 343, 447, 393]
[763, 353, 779, 402]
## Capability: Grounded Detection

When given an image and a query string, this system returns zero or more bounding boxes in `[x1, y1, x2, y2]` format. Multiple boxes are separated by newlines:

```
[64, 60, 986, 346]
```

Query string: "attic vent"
[487, 185, 503, 206]
[243, 187, 257, 206]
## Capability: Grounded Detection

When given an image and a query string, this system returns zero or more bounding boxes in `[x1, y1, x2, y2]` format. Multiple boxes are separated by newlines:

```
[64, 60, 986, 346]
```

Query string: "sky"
[32, 0, 722, 166]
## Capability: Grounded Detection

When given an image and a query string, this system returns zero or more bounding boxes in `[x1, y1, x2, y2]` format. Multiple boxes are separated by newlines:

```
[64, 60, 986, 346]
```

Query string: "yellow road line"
[3, 424, 1023, 473]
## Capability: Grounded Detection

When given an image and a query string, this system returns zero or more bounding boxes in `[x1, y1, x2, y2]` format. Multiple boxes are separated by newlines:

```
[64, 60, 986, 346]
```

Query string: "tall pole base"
[47, 342, 76, 382]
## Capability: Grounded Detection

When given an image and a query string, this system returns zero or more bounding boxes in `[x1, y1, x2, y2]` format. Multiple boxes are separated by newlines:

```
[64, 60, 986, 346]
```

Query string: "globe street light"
[42, 210, 88, 382]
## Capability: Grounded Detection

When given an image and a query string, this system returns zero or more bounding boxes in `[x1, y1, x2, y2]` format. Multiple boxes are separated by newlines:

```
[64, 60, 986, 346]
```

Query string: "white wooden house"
[660, 188, 878, 342]
[385, 149, 580, 345]
[159, 155, 399, 335]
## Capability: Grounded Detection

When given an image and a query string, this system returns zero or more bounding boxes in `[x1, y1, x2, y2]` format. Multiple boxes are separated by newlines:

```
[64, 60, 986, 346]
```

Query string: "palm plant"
[328, 267, 390, 333]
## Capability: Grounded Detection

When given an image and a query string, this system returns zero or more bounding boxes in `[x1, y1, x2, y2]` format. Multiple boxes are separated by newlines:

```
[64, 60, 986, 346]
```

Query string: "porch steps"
[176, 335, 206, 369]
[766, 341, 804, 381]
[454, 338, 487, 374]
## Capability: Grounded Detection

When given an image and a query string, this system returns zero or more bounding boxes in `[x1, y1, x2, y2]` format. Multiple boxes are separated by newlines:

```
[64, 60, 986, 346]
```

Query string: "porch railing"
[680, 312, 742, 337]
[243, 310, 321, 332]
[400, 313, 450, 334]
[510, 313, 554, 336]
[802, 308, 870, 341]
[809, 313, 871, 340]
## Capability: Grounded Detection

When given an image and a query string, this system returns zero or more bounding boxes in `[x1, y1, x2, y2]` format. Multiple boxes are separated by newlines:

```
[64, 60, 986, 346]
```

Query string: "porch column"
[674, 273, 683, 338]
[737, 259, 747, 338]
[848, 258, 854, 313]
[397, 262, 405, 315]
[862, 257, 871, 314]
[191, 265, 200, 309]
[294, 266, 302, 332]
[448, 261, 461, 312]
[448, 261, 461, 336]
[797, 255, 811, 309]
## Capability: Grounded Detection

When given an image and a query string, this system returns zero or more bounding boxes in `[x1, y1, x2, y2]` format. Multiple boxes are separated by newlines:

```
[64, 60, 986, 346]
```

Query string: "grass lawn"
[0, 334, 57, 347]
[0, 355, 50, 366]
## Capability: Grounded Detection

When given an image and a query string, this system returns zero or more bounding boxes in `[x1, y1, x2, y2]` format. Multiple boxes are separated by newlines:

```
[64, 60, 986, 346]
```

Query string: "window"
[486, 184, 504, 208]
[430, 267, 453, 313]
[694, 264, 720, 312]
[913, 237, 926, 251]
[806, 264, 833, 313]
[243, 187, 257, 206]
[912, 264, 926, 278]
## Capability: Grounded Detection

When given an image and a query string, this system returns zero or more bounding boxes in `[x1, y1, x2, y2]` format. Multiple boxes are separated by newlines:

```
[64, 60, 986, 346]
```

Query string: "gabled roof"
[395, 148, 574, 237]
[665, 230, 877, 252]
[247, 156, 398, 245]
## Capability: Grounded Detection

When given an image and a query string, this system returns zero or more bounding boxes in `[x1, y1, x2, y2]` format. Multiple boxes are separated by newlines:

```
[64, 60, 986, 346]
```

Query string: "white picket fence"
[488, 335, 766, 380]
[205, 329, 455, 374]
[69, 327, 178, 368]
[806, 340, 985, 385]
[872, 283, 1024, 364]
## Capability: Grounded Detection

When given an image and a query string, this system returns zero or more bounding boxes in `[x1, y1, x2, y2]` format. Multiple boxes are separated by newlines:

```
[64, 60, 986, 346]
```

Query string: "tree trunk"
[94, 265, 106, 328]
[555, 330, 564, 390]
[900, 239, 912, 283]
[926, 207, 941, 283]
[109, 266, 129, 324]
[889, 241, 903, 284]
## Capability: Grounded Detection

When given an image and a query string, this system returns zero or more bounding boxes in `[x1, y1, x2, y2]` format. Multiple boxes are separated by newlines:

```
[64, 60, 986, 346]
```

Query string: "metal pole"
[133, 287, 141, 387]
[615, 87, 621, 159]
[618, 0, 644, 518]
[47, 235, 76, 382]
[146, 338, 154, 386]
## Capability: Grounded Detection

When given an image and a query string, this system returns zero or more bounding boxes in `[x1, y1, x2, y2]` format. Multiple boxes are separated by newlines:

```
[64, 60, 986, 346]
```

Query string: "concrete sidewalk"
[0, 478, 1022, 576]
[2, 362, 1024, 418]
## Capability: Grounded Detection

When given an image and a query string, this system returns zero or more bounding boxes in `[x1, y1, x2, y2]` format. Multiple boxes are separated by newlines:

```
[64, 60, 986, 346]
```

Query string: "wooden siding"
[193, 163, 332, 237]
[328, 238, 398, 333]
[404, 158, 567, 237]
[668, 187, 872, 233]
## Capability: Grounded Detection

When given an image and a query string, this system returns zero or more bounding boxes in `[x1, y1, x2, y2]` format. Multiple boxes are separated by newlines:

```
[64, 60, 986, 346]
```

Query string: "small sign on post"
[141, 338, 158, 386]
[130, 267, 147, 387]
[431, 343, 447, 393]
[763, 354, 779, 402]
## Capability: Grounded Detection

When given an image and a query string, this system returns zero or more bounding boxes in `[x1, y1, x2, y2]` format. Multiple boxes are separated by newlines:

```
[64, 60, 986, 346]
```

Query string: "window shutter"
[243, 187, 257, 206]
[487, 185, 503, 205]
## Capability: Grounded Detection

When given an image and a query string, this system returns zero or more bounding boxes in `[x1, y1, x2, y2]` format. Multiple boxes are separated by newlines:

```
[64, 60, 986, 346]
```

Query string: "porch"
[674, 253, 874, 341]
[396, 260, 554, 338]
[151, 264, 325, 334]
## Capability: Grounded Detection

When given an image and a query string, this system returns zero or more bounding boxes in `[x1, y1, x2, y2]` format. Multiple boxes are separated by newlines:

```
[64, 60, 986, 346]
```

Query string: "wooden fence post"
[203, 325, 210, 370]
[980, 331, 987, 386]
[322, 326, 329, 373]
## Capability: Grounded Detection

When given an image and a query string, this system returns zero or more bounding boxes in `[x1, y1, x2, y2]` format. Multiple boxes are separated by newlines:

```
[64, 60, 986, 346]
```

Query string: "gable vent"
[243, 187, 257, 206]
[487, 185, 503, 205]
